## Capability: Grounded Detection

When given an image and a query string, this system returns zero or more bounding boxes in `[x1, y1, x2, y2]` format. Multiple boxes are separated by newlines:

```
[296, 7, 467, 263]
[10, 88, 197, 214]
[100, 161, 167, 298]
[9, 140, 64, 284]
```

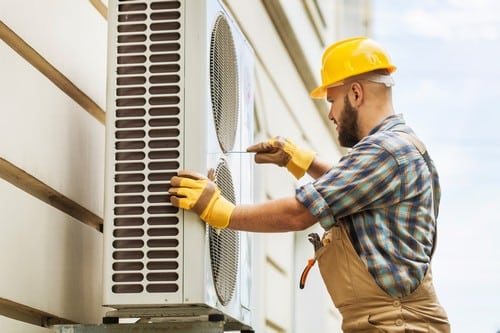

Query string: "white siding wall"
[0, 180, 103, 323]
[0, 316, 52, 333]
[337, 0, 372, 38]
[0, 0, 107, 327]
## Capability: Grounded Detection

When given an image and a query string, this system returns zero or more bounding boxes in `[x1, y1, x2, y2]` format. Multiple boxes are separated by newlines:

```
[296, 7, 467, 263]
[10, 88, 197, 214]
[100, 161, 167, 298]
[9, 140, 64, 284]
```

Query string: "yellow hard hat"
[310, 37, 397, 99]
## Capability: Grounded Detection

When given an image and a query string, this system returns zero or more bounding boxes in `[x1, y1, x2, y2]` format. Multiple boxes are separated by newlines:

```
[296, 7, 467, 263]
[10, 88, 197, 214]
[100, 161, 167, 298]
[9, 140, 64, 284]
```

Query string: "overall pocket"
[316, 227, 356, 307]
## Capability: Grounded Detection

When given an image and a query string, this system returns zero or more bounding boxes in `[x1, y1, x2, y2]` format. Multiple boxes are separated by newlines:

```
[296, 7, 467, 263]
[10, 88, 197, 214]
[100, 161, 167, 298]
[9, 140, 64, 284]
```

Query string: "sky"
[372, 0, 500, 332]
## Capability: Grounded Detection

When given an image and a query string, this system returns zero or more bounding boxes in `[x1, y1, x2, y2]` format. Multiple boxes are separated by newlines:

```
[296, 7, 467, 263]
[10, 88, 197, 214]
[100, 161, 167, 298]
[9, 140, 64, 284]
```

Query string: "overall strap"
[393, 131, 439, 256]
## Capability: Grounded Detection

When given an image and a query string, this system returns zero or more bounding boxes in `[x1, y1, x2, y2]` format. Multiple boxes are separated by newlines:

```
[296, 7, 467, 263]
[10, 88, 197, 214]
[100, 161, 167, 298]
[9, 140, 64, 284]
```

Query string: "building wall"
[0, 0, 107, 330]
[0, 0, 370, 332]
[337, 0, 372, 37]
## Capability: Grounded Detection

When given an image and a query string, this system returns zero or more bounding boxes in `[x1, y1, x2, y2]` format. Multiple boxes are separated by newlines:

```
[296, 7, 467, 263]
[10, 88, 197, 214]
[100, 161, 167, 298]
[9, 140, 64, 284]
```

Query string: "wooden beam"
[89, 0, 108, 20]
[0, 158, 103, 231]
[0, 297, 75, 328]
[261, 0, 318, 93]
[0, 21, 106, 125]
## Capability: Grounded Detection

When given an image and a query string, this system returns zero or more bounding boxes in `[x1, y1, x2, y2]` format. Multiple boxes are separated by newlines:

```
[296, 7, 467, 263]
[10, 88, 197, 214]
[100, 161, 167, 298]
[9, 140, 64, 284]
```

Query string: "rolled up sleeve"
[296, 182, 336, 230]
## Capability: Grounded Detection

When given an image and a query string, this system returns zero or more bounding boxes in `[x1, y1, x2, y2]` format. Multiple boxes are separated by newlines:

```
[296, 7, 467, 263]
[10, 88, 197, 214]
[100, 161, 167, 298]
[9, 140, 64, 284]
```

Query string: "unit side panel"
[181, 0, 214, 305]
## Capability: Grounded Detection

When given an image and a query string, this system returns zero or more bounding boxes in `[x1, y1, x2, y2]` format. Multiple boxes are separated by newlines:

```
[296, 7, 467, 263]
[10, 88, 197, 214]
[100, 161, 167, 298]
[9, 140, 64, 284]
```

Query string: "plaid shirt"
[296, 114, 440, 298]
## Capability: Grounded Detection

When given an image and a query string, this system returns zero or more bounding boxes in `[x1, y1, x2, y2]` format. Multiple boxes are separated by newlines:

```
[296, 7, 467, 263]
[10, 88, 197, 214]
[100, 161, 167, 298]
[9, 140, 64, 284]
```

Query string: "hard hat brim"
[310, 85, 326, 99]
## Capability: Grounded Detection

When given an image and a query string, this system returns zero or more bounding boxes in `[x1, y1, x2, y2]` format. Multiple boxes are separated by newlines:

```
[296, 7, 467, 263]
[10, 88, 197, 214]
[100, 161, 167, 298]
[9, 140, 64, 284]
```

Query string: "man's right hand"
[168, 170, 235, 229]
[246, 136, 316, 179]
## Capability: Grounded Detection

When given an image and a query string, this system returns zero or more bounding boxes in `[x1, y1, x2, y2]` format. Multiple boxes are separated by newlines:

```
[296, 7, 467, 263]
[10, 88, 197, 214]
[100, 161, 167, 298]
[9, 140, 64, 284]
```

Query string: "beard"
[337, 95, 360, 148]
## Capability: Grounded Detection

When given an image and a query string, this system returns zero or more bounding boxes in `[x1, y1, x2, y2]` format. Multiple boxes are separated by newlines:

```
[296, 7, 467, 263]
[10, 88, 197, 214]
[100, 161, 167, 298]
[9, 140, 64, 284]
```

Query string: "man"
[168, 37, 450, 332]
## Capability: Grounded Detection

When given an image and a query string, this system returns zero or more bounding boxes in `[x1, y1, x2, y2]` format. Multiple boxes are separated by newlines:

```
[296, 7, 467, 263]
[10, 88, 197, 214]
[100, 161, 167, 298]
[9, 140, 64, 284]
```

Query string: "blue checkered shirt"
[296, 114, 440, 298]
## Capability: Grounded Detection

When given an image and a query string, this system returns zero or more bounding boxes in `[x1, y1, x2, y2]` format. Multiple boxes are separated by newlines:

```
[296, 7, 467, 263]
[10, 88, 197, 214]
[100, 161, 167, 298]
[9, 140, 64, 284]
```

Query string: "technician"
[168, 37, 450, 332]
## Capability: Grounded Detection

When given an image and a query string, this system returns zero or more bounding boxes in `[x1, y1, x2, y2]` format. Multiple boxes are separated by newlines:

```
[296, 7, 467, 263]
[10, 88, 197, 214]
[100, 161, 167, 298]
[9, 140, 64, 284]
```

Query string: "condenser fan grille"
[210, 15, 239, 153]
[110, 0, 183, 295]
[209, 160, 239, 305]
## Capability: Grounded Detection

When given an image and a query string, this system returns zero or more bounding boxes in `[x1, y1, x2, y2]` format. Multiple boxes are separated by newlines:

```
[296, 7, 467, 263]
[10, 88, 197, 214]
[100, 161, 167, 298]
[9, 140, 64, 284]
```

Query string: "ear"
[349, 82, 363, 107]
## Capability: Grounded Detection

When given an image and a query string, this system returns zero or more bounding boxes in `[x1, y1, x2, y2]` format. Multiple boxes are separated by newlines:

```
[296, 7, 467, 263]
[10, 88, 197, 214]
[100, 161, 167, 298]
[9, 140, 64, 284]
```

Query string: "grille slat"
[118, 23, 147, 33]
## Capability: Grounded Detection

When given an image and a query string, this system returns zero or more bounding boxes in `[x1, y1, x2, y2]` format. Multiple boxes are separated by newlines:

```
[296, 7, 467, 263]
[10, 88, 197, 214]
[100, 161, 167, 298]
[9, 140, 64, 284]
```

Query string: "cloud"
[377, 0, 500, 42]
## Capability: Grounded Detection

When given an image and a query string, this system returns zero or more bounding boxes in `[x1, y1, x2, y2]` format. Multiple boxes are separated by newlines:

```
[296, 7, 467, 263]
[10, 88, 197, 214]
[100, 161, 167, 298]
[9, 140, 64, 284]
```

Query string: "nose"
[328, 104, 336, 122]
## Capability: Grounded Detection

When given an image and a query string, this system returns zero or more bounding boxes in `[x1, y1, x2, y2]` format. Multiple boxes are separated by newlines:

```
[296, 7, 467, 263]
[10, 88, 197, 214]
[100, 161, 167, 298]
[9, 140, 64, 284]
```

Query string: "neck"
[357, 87, 394, 138]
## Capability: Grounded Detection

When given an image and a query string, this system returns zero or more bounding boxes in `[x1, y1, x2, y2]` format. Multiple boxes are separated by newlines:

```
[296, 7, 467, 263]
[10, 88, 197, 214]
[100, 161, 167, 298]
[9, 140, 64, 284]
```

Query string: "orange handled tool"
[299, 233, 322, 289]
[299, 258, 316, 289]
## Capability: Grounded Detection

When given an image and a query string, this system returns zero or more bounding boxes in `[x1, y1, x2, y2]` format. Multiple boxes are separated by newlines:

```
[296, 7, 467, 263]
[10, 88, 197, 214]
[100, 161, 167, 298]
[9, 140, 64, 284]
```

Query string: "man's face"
[327, 87, 360, 148]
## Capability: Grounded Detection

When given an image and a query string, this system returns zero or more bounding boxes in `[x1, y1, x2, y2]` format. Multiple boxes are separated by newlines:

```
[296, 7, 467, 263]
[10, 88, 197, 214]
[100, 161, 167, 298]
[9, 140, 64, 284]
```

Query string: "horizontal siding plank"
[0, 0, 107, 110]
[0, 298, 74, 327]
[0, 179, 105, 324]
[0, 22, 105, 124]
[89, 0, 108, 20]
[0, 158, 102, 230]
[0, 315, 52, 333]
[264, 263, 292, 331]
[0, 42, 105, 218]
[265, 233, 294, 274]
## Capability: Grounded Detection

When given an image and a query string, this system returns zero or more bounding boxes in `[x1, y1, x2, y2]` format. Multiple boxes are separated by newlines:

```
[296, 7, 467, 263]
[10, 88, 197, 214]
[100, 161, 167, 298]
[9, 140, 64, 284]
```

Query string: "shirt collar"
[368, 114, 405, 135]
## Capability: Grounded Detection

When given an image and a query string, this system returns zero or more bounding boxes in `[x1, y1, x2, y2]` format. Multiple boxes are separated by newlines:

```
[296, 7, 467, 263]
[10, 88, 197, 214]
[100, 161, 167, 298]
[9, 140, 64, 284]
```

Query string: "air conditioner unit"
[103, 0, 254, 330]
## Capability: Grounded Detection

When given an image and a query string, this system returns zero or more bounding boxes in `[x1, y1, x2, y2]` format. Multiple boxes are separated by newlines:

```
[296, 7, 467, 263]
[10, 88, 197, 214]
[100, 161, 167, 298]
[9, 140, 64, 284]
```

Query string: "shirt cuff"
[295, 182, 336, 230]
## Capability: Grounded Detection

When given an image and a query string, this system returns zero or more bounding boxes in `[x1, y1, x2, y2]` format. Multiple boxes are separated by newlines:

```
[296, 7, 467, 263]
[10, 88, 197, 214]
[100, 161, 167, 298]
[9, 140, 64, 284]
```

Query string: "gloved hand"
[168, 170, 235, 229]
[246, 136, 316, 179]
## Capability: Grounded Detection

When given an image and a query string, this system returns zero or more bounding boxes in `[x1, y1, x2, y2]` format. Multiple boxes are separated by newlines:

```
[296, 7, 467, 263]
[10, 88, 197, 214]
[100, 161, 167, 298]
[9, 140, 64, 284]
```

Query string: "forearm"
[307, 156, 333, 179]
[228, 197, 317, 232]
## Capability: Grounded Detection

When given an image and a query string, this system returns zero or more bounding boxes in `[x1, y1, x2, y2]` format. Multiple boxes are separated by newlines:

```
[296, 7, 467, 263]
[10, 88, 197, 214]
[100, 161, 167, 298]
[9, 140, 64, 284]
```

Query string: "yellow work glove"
[168, 170, 235, 229]
[246, 136, 316, 179]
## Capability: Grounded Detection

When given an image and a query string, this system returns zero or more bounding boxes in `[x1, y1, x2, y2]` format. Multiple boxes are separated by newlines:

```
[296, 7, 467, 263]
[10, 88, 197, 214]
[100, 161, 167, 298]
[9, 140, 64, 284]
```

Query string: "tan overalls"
[316, 224, 450, 332]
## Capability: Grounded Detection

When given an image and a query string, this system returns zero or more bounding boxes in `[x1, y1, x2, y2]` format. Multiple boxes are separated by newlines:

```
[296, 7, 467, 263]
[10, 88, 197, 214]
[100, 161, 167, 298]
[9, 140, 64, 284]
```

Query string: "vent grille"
[209, 160, 239, 305]
[210, 15, 239, 153]
[110, 0, 183, 295]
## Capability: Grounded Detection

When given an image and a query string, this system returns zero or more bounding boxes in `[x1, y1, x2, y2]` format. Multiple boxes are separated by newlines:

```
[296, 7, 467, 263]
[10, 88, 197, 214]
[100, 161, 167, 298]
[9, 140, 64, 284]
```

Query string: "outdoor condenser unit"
[103, 0, 254, 329]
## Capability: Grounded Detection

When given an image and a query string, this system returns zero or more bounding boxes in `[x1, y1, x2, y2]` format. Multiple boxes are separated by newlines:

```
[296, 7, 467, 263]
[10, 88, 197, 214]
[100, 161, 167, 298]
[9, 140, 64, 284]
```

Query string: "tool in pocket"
[299, 233, 322, 289]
